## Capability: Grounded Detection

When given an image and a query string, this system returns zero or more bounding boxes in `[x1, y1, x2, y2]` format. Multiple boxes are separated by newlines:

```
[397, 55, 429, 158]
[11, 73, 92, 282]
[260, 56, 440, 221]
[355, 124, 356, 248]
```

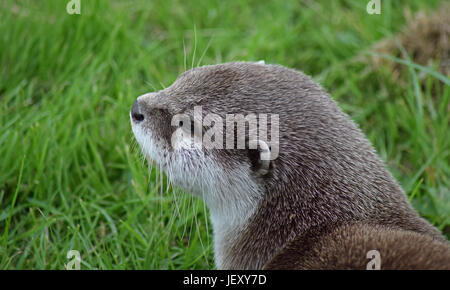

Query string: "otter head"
[130, 62, 293, 229]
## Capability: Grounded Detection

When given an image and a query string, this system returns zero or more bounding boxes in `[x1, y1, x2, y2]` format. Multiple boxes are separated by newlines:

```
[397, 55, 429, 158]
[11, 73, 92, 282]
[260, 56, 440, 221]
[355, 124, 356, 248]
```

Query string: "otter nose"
[131, 100, 144, 122]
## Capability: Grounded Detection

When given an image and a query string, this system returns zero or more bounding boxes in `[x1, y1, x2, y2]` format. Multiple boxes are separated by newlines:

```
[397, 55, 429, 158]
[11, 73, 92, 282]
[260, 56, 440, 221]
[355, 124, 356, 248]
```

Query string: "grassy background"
[0, 0, 448, 269]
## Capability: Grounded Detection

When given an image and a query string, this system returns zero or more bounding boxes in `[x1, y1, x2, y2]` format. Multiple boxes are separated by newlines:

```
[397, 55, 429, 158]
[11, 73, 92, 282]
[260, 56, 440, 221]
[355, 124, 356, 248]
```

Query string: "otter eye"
[179, 119, 196, 134]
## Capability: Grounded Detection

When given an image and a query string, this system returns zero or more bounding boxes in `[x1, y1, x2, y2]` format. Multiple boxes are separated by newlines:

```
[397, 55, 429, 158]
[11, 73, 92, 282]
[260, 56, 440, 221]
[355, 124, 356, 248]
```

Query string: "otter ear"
[248, 140, 271, 176]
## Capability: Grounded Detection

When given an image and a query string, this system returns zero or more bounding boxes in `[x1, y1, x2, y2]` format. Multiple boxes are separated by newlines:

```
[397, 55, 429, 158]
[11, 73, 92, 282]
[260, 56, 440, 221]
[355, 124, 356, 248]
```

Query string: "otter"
[130, 62, 449, 269]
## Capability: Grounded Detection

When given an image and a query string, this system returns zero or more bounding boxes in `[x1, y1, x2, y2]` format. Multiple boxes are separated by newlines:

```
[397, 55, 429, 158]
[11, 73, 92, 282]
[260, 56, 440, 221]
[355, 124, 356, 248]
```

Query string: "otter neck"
[207, 184, 307, 270]
[208, 199, 258, 270]
[198, 173, 263, 270]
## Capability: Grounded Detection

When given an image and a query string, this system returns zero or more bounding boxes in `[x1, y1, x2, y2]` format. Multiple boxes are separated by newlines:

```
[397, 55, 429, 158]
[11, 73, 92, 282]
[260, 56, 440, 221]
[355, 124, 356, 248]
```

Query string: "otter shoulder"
[263, 222, 450, 270]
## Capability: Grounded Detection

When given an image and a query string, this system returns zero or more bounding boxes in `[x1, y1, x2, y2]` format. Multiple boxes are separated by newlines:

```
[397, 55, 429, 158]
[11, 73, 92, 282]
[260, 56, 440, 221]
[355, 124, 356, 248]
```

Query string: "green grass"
[0, 0, 448, 269]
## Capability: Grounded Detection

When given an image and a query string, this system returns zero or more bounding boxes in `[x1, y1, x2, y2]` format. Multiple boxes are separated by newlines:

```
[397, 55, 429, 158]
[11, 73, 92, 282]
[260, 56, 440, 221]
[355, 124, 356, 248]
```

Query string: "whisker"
[180, 189, 190, 242]
[191, 25, 197, 70]
[183, 38, 187, 72]
[144, 80, 158, 92]
[197, 36, 214, 68]
[171, 181, 182, 219]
